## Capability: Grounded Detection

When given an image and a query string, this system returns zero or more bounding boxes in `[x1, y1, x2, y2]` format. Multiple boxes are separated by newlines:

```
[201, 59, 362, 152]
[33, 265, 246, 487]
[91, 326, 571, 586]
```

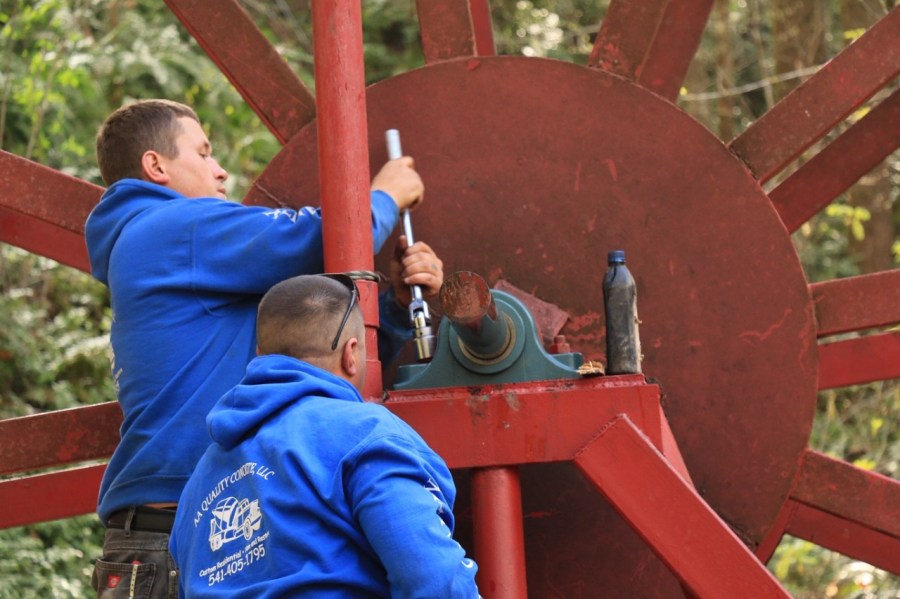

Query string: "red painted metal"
[770, 88, 900, 232]
[0, 403, 121, 476]
[786, 501, 900, 575]
[164, 0, 315, 146]
[588, 0, 668, 78]
[0, 465, 105, 528]
[792, 451, 900, 543]
[637, 0, 714, 101]
[0, 209, 90, 272]
[312, 0, 381, 397]
[811, 270, 900, 337]
[573, 415, 790, 597]
[386, 376, 662, 467]
[471, 467, 528, 598]
[0, 150, 100, 235]
[417, 1, 474, 63]
[729, 8, 900, 182]
[469, 0, 496, 57]
[779, 449, 900, 575]
[247, 56, 819, 555]
[818, 331, 900, 389]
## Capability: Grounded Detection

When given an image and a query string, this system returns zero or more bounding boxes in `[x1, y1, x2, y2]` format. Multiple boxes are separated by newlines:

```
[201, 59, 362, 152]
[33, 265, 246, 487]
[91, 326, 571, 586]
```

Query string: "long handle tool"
[385, 129, 436, 362]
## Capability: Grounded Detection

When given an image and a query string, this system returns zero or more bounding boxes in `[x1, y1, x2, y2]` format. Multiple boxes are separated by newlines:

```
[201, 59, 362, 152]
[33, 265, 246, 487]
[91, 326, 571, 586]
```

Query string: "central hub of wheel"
[249, 56, 818, 595]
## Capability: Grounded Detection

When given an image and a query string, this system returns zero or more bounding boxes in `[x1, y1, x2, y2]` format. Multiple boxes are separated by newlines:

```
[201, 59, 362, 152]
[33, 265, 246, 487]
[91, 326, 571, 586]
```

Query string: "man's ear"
[340, 337, 360, 378]
[140, 150, 170, 185]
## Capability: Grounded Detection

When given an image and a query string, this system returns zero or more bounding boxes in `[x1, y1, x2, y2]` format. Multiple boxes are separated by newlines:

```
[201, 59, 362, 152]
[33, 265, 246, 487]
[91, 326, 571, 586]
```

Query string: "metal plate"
[247, 56, 818, 595]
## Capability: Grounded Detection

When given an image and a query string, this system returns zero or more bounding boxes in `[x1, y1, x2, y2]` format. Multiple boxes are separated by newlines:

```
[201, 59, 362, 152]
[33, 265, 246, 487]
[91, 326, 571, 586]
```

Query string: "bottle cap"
[608, 249, 626, 264]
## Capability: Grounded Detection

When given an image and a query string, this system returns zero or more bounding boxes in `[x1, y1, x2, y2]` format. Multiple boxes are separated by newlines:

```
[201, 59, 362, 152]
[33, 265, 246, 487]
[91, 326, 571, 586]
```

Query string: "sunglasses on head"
[321, 273, 359, 351]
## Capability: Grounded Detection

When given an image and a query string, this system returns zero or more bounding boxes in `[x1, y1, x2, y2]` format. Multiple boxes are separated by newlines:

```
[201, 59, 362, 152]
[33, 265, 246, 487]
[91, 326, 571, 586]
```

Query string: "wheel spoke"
[0, 404, 121, 476]
[0, 465, 105, 528]
[0, 151, 100, 233]
[0, 209, 90, 272]
[770, 89, 900, 232]
[588, 0, 668, 78]
[0, 151, 99, 270]
[163, 0, 316, 145]
[811, 271, 900, 337]
[818, 331, 900, 390]
[730, 9, 900, 183]
[637, 0, 714, 101]
[786, 450, 900, 574]
[416, 0, 495, 63]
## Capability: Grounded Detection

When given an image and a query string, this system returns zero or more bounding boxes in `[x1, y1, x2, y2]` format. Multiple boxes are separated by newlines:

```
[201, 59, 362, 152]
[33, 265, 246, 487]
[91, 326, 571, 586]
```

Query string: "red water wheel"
[1, 1, 898, 596]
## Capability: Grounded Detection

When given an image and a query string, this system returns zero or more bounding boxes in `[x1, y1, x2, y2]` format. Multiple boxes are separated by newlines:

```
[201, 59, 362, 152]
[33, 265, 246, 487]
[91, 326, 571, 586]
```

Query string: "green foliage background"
[0, 1, 896, 597]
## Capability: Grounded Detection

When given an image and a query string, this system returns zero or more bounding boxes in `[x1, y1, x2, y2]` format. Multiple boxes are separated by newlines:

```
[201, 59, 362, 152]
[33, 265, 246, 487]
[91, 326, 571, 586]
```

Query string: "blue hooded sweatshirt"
[86, 179, 402, 522]
[170, 355, 479, 598]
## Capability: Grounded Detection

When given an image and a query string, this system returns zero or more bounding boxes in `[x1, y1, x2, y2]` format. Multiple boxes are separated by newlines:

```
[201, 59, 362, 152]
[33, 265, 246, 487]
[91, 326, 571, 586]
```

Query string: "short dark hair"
[257, 275, 363, 359]
[96, 99, 200, 186]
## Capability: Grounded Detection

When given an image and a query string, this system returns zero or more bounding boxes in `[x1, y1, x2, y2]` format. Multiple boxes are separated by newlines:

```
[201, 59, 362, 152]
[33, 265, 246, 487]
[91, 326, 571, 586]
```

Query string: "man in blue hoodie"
[170, 274, 479, 598]
[87, 99, 444, 598]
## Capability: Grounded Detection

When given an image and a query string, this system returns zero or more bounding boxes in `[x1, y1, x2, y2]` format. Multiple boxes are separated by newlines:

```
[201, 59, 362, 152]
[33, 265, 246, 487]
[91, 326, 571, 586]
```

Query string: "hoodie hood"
[85, 179, 185, 284]
[208, 354, 363, 450]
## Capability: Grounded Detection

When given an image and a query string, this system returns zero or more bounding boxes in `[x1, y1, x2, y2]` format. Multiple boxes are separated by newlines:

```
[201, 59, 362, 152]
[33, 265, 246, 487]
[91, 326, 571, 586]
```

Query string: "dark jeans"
[92, 512, 179, 599]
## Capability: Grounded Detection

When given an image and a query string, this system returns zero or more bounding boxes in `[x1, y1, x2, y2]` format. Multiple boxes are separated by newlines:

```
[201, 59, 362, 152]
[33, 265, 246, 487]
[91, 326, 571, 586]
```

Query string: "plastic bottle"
[603, 250, 642, 374]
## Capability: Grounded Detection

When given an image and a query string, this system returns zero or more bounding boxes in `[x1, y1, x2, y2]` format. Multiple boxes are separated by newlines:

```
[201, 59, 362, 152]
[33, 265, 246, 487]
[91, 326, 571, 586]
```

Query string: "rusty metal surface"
[588, 0, 668, 77]
[0, 465, 105, 529]
[811, 270, 900, 337]
[637, 0, 714, 101]
[574, 415, 790, 597]
[0, 403, 121, 476]
[770, 88, 900, 232]
[164, 0, 315, 145]
[729, 8, 900, 182]
[818, 331, 900, 389]
[247, 59, 819, 573]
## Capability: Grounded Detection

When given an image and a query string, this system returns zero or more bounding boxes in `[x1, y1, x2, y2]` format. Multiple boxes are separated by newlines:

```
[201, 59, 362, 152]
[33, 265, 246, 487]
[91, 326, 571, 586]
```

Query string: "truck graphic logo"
[208, 497, 262, 551]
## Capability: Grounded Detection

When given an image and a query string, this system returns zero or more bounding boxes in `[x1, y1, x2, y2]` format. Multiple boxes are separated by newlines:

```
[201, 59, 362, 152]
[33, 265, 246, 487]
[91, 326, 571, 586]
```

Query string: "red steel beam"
[0, 464, 105, 528]
[417, 0, 495, 63]
[163, 0, 316, 146]
[469, 0, 496, 57]
[588, 0, 668, 79]
[784, 450, 900, 574]
[786, 500, 900, 575]
[0, 150, 100, 234]
[638, 0, 714, 101]
[0, 208, 90, 272]
[471, 467, 528, 598]
[0, 403, 121, 476]
[770, 88, 900, 232]
[312, 0, 381, 397]
[729, 8, 900, 183]
[818, 331, 900, 390]
[386, 376, 662, 469]
[573, 415, 790, 597]
[811, 271, 900, 337]
[792, 450, 900, 542]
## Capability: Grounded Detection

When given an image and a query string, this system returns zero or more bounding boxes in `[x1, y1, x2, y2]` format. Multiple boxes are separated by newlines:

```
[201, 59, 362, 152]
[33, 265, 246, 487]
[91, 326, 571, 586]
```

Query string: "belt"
[106, 506, 177, 533]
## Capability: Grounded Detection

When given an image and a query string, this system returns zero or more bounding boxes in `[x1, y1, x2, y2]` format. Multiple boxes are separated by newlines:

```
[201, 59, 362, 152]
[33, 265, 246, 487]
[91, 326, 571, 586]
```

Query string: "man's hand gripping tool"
[385, 129, 436, 362]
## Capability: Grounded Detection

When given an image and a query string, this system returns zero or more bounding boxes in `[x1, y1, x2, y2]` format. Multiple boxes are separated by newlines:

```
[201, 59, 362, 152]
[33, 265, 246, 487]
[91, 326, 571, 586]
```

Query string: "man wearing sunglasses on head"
[86, 99, 444, 598]
[170, 274, 480, 598]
